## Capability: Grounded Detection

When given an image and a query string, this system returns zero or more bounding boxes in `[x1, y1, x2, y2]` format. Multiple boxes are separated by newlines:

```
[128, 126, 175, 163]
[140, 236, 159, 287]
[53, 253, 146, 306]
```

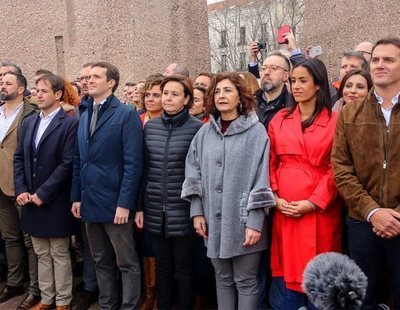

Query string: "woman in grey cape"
[181, 72, 275, 310]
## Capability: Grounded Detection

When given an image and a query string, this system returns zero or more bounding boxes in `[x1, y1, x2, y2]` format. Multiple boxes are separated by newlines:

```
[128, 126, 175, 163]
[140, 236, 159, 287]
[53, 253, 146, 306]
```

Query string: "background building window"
[261, 23, 267, 42]
[238, 26, 246, 45]
[220, 30, 227, 47]
[240, 51, 247, 70]
[221, 54, 227, 71]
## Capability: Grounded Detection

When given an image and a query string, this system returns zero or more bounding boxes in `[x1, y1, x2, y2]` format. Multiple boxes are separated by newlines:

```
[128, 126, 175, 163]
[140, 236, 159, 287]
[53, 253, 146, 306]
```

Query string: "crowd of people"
[0, 31, 398, 310]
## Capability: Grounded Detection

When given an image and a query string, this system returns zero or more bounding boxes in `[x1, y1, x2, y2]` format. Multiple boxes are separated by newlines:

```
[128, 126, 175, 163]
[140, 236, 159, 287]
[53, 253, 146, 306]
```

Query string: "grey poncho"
[181, 112, 275, 259]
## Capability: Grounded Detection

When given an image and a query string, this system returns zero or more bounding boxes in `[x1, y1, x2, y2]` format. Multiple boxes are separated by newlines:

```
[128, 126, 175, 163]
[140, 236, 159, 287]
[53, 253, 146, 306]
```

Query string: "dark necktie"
[90, 104, 100, 136]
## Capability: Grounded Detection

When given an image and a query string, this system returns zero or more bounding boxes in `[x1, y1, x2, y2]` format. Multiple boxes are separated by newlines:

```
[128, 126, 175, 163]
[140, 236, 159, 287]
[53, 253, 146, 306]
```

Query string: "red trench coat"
[268, 106, 342, 292]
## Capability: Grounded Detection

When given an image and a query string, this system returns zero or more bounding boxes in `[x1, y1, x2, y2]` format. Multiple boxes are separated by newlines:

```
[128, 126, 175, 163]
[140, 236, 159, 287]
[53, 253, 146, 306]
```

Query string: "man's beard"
[261, 81, 276, 93]
[0, 91, 17, 101]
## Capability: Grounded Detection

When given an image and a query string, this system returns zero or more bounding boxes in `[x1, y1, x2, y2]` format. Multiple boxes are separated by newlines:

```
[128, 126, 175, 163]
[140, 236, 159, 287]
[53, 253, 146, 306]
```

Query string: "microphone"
[302, 252, 367, 310]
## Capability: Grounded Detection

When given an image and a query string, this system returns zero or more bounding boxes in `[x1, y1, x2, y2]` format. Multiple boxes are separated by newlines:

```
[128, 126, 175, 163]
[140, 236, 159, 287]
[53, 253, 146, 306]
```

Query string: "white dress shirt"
[0, 102, 24, 142]
[375, 90, 400, 126]
[34, 107, 61, 148]
[367, 90, 400, 221]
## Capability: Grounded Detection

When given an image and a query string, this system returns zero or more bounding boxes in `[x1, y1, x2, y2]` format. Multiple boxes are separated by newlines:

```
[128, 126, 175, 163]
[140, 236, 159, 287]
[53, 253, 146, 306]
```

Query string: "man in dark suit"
[14, 73, 78, 310]
[70, 62, 143, 309]
[0, 70, 40, 309]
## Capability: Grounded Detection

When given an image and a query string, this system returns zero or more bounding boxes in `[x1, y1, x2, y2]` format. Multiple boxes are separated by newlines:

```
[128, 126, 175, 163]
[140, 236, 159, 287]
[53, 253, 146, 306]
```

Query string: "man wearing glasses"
[71, 62, 99, 310]
[355, 41, 374, 62]
[255, 51, 292, 130]
[76, 63, 94, 117]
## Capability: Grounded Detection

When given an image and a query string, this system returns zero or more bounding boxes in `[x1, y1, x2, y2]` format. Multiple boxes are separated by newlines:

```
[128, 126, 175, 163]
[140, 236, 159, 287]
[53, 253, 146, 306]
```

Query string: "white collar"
[374, 90, 400, 106]
[0, 101, 24, 115]
[39, 107, 61, 120]
[93, 99, 107, 107]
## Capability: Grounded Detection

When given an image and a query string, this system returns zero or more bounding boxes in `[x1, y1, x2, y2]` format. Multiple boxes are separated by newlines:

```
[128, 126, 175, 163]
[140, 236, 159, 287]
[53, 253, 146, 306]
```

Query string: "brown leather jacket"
[331, 89, 400, 222]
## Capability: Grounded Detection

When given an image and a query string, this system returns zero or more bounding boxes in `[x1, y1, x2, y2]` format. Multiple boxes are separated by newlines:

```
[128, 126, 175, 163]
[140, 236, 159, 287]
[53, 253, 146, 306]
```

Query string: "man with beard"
[0, 71, 40, 309]
[76, 63, 94, 116]
[255, 51, 291, 130]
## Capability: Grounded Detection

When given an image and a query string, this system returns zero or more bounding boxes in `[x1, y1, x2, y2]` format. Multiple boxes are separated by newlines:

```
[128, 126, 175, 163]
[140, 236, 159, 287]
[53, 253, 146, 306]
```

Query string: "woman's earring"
[239, 101, 243, 113]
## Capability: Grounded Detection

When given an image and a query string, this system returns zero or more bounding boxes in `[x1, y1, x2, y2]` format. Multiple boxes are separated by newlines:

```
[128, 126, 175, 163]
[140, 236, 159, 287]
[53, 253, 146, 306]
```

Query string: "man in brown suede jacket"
[332, 37, 400, 310]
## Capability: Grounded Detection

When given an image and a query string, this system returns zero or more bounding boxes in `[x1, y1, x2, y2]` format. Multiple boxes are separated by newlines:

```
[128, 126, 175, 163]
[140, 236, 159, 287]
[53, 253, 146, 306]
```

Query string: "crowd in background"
[0, 31, 398, 310]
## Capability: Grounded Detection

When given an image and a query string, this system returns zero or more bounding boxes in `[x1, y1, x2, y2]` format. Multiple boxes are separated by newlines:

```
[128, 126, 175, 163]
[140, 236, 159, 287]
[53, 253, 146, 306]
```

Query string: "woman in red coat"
[268, 58, 341, 309]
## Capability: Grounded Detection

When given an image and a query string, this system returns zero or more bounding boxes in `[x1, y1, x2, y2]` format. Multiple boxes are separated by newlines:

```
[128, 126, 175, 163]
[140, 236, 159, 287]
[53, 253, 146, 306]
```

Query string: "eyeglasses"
[79, 76, 90, 82]
[359, 51, 371, 56]
[261, 64, 289, 72]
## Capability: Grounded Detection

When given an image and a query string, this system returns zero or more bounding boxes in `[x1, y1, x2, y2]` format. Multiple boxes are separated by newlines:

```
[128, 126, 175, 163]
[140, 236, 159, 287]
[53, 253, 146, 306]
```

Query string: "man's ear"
[55, 90, 63, 101]
[108, 79, 116, 90]
[284, 71, 290, 83]
[18, 86, 25, 96]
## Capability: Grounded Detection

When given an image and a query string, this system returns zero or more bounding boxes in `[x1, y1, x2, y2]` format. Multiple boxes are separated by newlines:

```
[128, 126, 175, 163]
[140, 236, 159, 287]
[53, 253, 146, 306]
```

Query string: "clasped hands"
[276, 198, 315, 218]
[370, 208, 400, 239]
[16, 192, 43, 206]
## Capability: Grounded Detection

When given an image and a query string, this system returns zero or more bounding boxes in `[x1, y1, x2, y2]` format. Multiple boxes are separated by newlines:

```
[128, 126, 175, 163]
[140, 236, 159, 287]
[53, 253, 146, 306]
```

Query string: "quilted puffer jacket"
[142, 108, 203, 237]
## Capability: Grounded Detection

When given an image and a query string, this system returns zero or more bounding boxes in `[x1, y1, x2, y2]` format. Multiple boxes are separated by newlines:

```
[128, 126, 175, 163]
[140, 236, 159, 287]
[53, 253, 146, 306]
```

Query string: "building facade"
[208, 0, 304, 73]
[0, 0, 211, 89]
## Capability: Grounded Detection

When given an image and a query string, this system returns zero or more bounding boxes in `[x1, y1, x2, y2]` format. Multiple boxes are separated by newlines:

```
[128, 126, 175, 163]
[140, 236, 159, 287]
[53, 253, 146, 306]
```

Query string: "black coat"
[14, 108, 79, 238]
[142, 108, 202, 237]
[255, 84, 292, 130]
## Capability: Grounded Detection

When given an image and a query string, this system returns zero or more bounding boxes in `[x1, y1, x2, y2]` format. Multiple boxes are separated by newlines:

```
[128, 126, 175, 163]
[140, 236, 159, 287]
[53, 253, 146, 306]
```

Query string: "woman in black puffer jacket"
[135, 75, 203, 309]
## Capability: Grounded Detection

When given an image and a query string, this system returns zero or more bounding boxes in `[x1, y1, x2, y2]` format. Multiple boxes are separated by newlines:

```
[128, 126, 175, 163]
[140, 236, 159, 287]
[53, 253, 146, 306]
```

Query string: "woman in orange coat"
[268, 58, 341, 309]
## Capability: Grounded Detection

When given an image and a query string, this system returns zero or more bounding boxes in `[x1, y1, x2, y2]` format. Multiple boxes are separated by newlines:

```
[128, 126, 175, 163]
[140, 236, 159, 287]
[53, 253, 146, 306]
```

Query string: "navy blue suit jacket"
[70, 94, 143, 223]
[14, 108, 79, 238]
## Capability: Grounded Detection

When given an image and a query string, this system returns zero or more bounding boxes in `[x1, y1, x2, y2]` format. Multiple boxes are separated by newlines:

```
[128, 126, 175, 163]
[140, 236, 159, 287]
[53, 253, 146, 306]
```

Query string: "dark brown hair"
[286, 59, 331, 130]
[372, 37, 400, 55]
[36, 73, 65, 96]
[140, 75, 165, 103]
[35, 68, 53, 76]
[91, 62, 120, 93]
[160, 75, 194, 109]
[337, 70, 373, 102]
[205, 72, 255, 116]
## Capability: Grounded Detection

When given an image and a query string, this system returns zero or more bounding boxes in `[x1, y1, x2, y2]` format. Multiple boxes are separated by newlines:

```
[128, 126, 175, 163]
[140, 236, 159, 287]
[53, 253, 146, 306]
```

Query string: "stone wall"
[302, 0, 399, 79]
[0, 0, 211, 90]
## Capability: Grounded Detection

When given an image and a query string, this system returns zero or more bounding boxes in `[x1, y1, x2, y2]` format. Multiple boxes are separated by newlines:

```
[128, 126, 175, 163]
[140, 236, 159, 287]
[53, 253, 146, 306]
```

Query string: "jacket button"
[216, 186, 222, 193]
[216, 160, 222, 167]
[33, 158, 37, 162]
[216, 212, 222, 219]
[32, 173, 36, 177]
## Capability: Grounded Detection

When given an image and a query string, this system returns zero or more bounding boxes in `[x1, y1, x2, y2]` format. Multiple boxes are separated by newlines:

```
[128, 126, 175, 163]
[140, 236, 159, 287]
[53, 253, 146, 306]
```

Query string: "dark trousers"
[151, 233, 194, 310]
[80, 222, 98, 292]
[86, 221, 141, 310]
[283, 287, 318, 310]
[348, 217, 400, 310]
[0, 190, 39, 295]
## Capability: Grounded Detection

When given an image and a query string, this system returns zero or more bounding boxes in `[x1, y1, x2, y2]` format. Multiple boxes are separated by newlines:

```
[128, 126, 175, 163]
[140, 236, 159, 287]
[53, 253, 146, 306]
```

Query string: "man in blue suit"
[70, 62, 143, 309]
[14, 73, 78, 309]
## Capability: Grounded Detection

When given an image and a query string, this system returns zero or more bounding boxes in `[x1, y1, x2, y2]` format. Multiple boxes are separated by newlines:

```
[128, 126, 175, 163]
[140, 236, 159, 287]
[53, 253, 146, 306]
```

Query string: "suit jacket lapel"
[36, 109, 65, 149]
[92, 103, 117, 135]
[2, 107, 24, 142]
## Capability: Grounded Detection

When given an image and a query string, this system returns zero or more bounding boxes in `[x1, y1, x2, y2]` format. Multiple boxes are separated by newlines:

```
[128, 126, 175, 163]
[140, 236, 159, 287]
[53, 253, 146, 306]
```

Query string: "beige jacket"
[0, 100, 38, 196]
